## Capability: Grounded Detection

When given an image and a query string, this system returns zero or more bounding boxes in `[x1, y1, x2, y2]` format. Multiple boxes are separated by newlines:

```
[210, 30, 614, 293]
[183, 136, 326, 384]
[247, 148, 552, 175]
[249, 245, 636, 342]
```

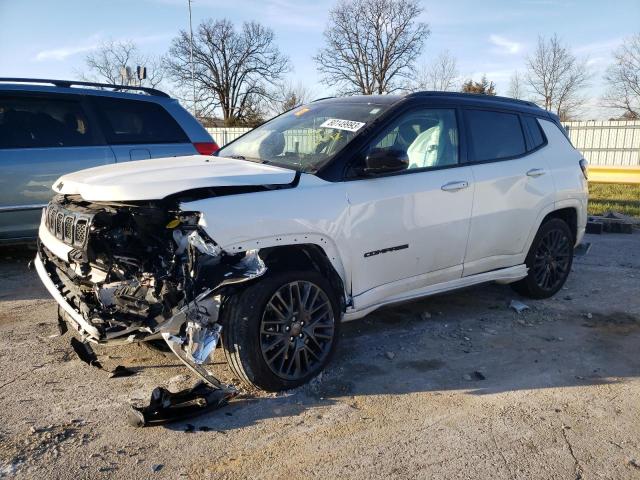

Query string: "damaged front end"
[36, 194, 266, 391]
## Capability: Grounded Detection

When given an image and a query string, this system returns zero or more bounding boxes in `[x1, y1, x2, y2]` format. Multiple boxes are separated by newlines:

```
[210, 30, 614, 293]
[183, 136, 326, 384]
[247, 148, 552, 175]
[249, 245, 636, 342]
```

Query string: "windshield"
[217, 102, 390, 172]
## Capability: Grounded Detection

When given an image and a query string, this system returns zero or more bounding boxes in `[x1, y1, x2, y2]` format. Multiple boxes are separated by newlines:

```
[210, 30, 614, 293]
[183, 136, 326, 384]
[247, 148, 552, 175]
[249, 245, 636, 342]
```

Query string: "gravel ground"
[0, 232, 639, 479]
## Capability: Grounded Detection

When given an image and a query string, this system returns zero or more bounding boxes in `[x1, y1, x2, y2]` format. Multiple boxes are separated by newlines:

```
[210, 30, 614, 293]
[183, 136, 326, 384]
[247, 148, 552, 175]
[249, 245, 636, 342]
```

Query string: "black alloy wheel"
[259, 281, 335, 380]
[511, 218, 574, 299]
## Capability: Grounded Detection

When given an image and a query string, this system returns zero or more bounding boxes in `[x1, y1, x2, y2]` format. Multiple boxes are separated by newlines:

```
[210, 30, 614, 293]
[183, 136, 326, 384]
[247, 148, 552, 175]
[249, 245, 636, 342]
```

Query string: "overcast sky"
[1, 0, 639, 119]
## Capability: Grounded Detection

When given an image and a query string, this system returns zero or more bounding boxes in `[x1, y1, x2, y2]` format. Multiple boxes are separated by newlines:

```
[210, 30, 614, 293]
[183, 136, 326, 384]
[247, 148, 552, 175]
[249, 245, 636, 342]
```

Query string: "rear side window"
[522, 116, 545, 150]
[466, 110, 526, 161]
[0, 96, 97, 149]
[92, 97, 188, 145]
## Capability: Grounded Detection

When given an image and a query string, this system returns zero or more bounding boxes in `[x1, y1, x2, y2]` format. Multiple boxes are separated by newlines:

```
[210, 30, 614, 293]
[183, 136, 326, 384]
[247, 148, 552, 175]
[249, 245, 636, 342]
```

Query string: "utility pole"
[188, 0, 197, 118]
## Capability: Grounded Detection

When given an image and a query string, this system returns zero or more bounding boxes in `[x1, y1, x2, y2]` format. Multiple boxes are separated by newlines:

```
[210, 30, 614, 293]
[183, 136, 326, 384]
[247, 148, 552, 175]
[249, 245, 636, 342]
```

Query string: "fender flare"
[219, 233, 350, 298]
[523, 200, 583, 256]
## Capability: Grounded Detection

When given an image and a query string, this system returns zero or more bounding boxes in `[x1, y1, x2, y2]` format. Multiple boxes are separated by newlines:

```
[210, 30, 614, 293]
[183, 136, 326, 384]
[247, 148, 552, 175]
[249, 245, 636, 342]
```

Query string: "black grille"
[45, 203, 93, 248]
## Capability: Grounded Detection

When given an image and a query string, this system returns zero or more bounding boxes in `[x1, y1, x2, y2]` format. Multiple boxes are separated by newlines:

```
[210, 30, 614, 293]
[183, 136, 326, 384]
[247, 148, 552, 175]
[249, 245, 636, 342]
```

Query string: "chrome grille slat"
[74, 219, 88, 246]
[63, 216, 74, 242]
[44, 202, 93, 248]
[55, 213, 64, 239]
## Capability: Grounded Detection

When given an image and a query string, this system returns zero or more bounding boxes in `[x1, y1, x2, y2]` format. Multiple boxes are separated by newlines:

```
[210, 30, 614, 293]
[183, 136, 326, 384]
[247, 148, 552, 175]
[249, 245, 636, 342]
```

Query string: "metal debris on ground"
[127, 382, 236, 427]
[70, 338, 140, 378]
[574, 242, 592, 257]
[509, 299, 530, 314]
[69, 337, 103, 369]
[109, 366, 137, 378]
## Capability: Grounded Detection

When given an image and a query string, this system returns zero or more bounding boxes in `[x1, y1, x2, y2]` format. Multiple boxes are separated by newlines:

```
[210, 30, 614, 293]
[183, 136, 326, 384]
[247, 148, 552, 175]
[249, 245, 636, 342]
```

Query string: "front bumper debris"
[128, 383, 234, 427]
[36, 245, 266, 394]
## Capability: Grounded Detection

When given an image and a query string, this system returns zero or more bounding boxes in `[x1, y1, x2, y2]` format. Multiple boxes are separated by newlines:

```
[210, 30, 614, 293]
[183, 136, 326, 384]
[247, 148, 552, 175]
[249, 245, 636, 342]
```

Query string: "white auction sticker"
[320, 118, 366, 132]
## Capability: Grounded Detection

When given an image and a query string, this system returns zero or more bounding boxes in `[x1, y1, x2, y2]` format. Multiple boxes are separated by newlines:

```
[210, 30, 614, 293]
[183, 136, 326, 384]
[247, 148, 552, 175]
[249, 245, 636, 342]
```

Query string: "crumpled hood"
[52, 155, 297, 202]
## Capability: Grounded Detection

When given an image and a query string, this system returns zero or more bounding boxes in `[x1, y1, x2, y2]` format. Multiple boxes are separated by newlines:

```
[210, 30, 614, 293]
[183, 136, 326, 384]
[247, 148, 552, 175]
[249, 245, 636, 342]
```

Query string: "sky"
[1, 0, 639, 119]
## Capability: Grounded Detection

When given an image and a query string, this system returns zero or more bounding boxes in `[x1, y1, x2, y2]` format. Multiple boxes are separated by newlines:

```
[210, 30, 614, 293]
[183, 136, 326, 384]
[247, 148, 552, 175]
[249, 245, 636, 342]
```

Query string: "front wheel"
[221, 270, 340, 391]
[511, 218, 574, 299]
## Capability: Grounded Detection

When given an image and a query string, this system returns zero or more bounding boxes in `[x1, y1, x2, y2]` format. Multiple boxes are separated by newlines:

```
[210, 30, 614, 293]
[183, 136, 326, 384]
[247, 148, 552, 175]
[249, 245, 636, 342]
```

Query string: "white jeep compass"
[35, 92, 588, 392]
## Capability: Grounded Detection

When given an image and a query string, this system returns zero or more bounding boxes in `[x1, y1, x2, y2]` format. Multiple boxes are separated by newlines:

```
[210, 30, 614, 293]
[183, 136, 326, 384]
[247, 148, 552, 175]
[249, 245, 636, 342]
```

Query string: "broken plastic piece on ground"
[509, 299, 530, 314]
[127, 382, 236, 427]
[574, 242, 591, 257]
[162, 330, 236, 392]
[110, 365, 137, 378]
[70, 337, 103, 369]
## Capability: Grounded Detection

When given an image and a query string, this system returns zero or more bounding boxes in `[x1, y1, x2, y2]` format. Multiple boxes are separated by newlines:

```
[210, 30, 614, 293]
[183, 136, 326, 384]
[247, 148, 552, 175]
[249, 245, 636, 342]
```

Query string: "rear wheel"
[511, 218, 574, 299]
[221, 270, 340, 391]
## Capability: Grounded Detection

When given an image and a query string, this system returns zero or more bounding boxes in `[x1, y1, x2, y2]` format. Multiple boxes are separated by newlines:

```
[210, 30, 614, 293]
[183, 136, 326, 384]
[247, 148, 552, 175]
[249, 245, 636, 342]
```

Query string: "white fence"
[563, 121, 640, 167]
[207, 127, 251, 147]
[208, 121, 640, 167]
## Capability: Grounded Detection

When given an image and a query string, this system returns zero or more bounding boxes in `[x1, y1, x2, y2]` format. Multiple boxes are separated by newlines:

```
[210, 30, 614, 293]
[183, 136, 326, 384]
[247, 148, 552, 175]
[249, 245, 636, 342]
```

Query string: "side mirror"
[363, 148, 409, 175]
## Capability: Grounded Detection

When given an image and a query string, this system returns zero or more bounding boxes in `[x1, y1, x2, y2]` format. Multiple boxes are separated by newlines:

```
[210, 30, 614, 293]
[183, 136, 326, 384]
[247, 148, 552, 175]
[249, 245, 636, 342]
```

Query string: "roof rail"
[405, 91, 540, 109]
[311, 96, 336, 103]
[0, 78, 170, 98]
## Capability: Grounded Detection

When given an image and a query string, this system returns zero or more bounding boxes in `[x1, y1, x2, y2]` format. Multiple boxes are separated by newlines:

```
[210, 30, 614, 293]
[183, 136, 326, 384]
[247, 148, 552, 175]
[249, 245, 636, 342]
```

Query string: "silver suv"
[0, 78, 217, 243]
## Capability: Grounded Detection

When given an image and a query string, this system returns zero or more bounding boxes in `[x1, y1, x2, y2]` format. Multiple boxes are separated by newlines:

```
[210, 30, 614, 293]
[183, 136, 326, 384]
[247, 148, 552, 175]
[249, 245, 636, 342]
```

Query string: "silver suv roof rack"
[0, 78, 170, 98]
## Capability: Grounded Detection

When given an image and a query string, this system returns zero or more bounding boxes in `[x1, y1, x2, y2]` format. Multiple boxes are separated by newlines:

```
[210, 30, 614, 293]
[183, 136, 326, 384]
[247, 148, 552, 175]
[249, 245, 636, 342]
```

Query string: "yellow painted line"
[588, 165, 640, 184]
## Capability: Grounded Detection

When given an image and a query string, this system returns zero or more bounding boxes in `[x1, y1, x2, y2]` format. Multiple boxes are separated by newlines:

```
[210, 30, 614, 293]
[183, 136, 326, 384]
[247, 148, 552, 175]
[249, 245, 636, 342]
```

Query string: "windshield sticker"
[320, 118, 366, 132]
[369, 108, 381, 114]
[294, 107, 310, 116]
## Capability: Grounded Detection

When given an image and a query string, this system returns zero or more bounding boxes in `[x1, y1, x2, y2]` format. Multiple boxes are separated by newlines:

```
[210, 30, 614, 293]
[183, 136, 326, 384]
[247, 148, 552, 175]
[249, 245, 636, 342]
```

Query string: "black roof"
[312, 94, 404, 105]
[312, 91, 545, 115]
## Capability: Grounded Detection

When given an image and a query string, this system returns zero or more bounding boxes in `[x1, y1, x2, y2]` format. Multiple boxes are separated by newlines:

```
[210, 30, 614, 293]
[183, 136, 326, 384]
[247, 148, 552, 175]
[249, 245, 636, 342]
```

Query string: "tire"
[511, 218, 574, 299]
[221, 270, 341, 391]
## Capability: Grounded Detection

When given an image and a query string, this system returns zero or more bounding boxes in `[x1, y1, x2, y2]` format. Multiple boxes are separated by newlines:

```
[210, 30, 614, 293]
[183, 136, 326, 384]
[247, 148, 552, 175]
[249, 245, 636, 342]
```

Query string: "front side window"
[466, 109, 526, 161]
[0, 96, 96, 149]
[92, 97, 188, 145]
[218, 102, 390, 172]
[362, 108, 459, 171]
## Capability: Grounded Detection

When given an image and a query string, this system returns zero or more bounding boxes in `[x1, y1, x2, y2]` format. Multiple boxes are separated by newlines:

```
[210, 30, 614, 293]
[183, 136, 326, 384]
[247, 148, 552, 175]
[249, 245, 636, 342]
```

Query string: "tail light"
[193, 142, 219, 155]
[579, 158, 588, 180]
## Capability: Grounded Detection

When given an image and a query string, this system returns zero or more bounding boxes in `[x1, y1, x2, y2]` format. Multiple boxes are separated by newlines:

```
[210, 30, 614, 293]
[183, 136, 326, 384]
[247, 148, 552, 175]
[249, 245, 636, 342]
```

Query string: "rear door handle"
[526, 168, 547, 177]
[441, 181, 469, 192]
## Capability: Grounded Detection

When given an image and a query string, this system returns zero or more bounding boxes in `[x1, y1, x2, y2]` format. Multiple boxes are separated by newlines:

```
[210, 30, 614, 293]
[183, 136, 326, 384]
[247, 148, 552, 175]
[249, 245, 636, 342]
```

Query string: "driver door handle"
[526, 168, 547, 177]
[441, 181, 469, 192]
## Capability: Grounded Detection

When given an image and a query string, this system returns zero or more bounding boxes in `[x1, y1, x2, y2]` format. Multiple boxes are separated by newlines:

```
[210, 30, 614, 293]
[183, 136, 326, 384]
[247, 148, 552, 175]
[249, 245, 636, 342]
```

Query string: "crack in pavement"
[0, 362, 54, 391]
[489, 419, 514, 480]
[561, 427, 583, 480]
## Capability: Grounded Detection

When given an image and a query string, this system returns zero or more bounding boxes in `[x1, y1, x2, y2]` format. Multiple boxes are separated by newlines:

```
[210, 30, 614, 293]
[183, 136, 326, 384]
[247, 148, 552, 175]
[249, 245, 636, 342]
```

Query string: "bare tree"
[314, 0, 429, 95]
[508, 70, 524, 99]
[411, 50, 459, 91]
[602, 33, 640, 119]
[165, 19, 290, 125]
[81, 40, 164, 87]
[461, 75, 496, 95]
[267, 81, 314, 115]
[525, 35, 590, 120]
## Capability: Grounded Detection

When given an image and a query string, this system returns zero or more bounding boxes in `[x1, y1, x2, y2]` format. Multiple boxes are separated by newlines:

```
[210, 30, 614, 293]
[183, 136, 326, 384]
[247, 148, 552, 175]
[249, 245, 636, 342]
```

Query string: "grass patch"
[588, 183, 640, 218]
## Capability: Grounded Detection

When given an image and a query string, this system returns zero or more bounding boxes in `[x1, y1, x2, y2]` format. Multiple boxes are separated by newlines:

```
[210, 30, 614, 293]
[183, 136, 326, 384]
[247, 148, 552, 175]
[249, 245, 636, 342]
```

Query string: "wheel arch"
[523, 203, 581, 259]
[257, 243, 347, 313]
[543, 207, 578, 243]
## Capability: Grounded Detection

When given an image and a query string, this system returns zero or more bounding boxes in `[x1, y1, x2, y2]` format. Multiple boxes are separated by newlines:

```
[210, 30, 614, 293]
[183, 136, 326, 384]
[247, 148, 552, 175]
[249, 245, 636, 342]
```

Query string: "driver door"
[345, 107, 474, 310]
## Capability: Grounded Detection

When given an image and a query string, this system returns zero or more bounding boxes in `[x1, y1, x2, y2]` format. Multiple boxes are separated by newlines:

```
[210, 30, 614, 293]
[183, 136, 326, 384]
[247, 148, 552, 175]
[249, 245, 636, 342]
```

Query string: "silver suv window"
[0, 96, 98, 148]
[91, 97, 189, 145]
